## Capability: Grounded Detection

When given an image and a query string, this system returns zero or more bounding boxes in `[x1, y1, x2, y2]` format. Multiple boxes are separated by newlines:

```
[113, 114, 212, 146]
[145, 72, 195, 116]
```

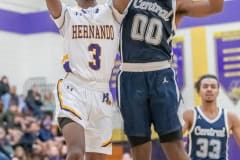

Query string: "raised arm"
[45, 0, 62, 18]
[182, 109, 194, 135]
[112, 0, 130, 14]
[176, 0, 224, 18]
[228, 112, 240, 145]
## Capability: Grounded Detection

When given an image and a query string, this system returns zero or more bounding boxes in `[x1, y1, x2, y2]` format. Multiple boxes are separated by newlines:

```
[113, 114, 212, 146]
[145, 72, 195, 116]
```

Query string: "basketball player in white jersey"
[45, 0, 122, 160]
[183, 74, 240, 160]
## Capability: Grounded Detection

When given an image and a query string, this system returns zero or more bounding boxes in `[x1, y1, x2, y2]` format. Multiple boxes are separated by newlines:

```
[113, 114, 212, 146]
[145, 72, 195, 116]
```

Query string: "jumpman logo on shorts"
[162, 77, 169, 84]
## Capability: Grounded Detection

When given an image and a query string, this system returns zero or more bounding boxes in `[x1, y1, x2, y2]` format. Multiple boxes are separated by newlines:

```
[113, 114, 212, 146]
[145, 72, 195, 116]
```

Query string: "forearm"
[209, 0, 224, 13]
[46, 0, 62, 18]
[177, 0, 224, 18]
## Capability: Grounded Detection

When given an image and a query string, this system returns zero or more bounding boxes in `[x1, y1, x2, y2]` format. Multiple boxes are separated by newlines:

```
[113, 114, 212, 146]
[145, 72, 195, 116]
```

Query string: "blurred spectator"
[51, 124, 61, 137]
[6, 126, 23, 147]
[12, 145, 27, 160]
[18, 120, 40, 153]
[43, 91, 55, 112]
[0, 76, 10, 97]
[25, 87, 43, 118]
[0, 76, 10, 113]
[0, 127, 12, 159]
[0, 146, 11, 160]
[0, 100, 3, 113]
[18, 95, 27, 113]
[38, 115, 54, 142]
[9, 86, 18, 106]
[0, 105, 19, 128]
[47, 142, 63, 160]
[32, 140, 44, 158]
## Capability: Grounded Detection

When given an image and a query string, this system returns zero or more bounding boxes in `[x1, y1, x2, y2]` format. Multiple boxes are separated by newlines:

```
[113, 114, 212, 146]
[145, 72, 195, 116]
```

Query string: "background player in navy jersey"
[112, 0, 223, 160]
[183, 74, 240, 160]
[46, 0, 123, 160]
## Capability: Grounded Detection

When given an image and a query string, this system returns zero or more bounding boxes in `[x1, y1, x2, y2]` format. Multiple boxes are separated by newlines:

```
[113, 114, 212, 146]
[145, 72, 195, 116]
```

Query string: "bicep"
[231, 115, 240, 145]
[182, 110, 193, 135]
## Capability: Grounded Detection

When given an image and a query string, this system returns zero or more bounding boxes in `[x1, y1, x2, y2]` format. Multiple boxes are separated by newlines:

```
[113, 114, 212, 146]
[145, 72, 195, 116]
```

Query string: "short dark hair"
[195, 74, 219, 93]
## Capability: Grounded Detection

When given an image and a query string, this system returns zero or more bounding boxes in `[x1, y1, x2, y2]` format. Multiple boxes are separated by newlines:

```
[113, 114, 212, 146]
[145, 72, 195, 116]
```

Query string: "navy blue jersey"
[120, 0, 176, 63]
[187, 108, 229, 160]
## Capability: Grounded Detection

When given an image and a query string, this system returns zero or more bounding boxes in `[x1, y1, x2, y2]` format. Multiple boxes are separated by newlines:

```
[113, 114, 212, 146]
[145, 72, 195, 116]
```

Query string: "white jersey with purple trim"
[53, 2, 121, 89]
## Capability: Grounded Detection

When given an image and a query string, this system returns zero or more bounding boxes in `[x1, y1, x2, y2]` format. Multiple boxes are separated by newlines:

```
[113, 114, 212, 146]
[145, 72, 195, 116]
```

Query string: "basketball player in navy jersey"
[112, 0, 223, 160]
[46, 0, 123, 160]
[183, 74, 240, 160]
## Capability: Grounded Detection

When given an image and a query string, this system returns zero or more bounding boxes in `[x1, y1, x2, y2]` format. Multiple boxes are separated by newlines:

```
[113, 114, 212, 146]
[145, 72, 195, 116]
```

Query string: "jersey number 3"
[196, 138, 221, 159]
[131, 14, 163, 45]
[88, 44, 101, 70]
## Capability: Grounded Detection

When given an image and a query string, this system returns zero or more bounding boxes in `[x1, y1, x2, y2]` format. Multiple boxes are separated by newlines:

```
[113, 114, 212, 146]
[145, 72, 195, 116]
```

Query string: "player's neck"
[200, 102, 218, 113]
[200, 103, 219, 120]
[77, 0, 97, 9]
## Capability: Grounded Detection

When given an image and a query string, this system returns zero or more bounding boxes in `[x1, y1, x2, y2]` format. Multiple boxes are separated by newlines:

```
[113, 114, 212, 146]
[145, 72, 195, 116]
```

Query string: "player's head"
[195, 74, 220, 103]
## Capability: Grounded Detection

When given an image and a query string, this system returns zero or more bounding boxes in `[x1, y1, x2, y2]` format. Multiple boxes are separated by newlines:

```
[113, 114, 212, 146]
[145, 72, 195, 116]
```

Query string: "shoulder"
[227, 110, 236, 119]
[225, 109, 240, 131]
[182, 108, 196, 133]
[227, 111, 239, 125]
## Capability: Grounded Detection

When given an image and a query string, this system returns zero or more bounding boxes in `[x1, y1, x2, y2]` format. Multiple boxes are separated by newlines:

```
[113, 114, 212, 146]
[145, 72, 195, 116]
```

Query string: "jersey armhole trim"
[58, 9, 67, 30]
[224, 109, 230, 136]
[189, 108, 197, 134]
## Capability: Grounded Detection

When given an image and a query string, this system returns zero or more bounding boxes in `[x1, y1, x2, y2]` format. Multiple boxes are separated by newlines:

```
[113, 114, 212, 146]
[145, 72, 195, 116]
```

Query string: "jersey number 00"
[131, 14, 163, 45]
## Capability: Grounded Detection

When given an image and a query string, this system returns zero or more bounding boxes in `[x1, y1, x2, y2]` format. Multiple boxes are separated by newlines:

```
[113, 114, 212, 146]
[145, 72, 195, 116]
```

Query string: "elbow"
[211, 2, 224, 14]
[206, 6, 222, 16]
[213, 5, 223, 14]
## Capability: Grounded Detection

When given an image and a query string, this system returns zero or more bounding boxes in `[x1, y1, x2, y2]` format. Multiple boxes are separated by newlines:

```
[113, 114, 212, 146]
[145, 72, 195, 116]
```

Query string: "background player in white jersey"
[112, 0, 223, 160]
[45, 0, 122, 160]
[183, 74, 240, 160]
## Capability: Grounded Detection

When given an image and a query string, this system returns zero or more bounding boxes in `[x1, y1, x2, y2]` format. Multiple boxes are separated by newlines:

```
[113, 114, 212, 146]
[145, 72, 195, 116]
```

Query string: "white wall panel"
[0, 31, 65, 94]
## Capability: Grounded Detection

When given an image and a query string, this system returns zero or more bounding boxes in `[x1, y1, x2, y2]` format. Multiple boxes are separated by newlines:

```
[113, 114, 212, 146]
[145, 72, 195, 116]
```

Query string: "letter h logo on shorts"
[102, 93, 112, 105]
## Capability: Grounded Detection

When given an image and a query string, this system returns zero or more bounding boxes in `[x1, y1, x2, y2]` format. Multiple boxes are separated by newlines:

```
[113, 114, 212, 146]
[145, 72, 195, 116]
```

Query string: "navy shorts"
[117, 68, 182, 139]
